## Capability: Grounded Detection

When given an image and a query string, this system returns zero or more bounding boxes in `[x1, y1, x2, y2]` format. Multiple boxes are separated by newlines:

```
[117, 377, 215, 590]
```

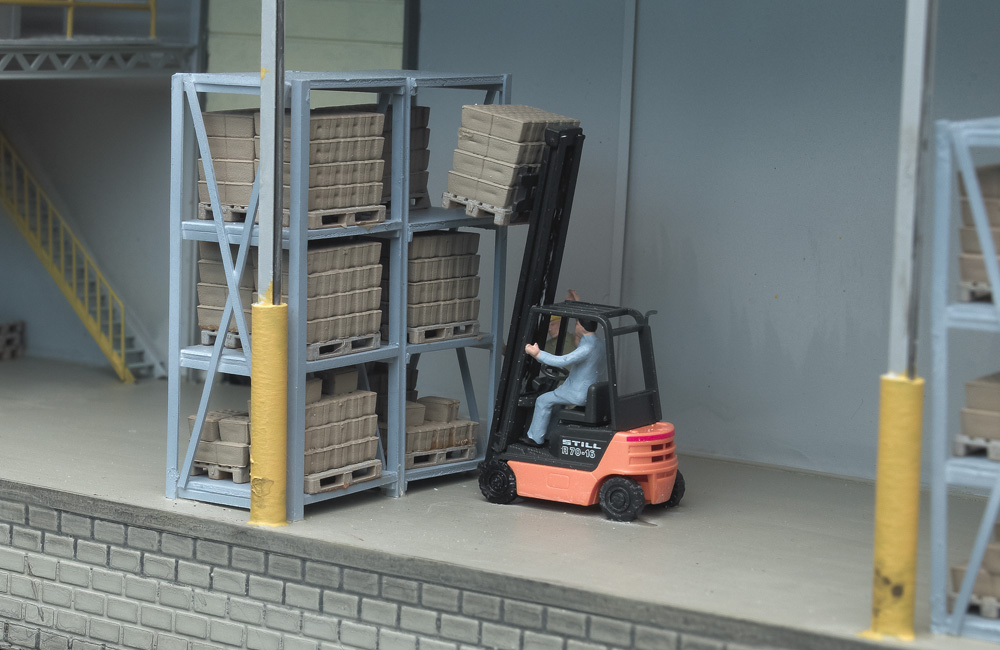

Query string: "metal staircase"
[0, 128, 163, 381]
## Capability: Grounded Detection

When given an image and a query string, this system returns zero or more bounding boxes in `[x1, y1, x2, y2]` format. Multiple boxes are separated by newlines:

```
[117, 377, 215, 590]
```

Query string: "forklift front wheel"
[479, 460, 518, 504]
[664, 471, 685, 508]
[598, 476, 646, 522]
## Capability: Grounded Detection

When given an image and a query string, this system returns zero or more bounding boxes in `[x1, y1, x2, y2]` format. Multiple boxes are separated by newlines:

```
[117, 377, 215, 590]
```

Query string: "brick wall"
[0, 483, 859, 650]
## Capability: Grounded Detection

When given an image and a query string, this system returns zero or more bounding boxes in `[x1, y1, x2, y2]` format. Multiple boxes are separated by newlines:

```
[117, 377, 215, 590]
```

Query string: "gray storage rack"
[930, 116, 1000, 641]
[166, 70, 511, 520]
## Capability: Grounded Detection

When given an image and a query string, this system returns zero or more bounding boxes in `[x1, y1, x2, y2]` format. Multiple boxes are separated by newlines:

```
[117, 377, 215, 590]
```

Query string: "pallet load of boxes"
[957, 163, 1000, 302]
[443, 104, 579, 224]
[378, 104, 432, 210]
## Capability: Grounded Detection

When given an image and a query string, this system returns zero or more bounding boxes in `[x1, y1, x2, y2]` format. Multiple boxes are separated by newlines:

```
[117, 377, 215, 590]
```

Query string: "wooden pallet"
[441, 191, 520, 225]
[192, 462, 250, 484]
[405, 444, 476, 469]
[304, 458, 382, 494]
[959, 280, 992, 303]
[954, 433, 1000, 461]
[201, 328, 244, 350]
[382, 191, 431, 211]
[406, 320, 480, 345]
[306, 332, 380, 361]
[949, 592, 1000, 619]
[197, 203, 386, 229]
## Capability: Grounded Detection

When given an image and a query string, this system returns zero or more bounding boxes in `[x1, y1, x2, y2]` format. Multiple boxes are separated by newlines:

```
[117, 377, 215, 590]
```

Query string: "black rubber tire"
[664, 471, 685, 508]
[598, 476, 646, 521]
[479, 459, 518, 504]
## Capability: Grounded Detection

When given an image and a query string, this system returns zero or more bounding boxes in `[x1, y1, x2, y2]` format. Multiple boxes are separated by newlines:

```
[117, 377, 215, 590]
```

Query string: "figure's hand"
[525, 343, 540, 359]
[566, 289, 580, 302]
[547, 318, 561, 339]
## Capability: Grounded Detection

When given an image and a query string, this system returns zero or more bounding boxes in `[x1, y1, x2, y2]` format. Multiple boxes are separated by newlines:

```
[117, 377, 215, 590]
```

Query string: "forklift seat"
[558, 381, 610, 426]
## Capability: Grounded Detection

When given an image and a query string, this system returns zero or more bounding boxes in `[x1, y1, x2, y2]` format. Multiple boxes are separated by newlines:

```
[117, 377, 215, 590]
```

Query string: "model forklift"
[477, 126, 684, 521]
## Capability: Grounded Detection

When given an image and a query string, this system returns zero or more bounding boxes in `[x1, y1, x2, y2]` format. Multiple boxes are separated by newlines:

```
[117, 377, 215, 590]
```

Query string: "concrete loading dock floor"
[0, 357, 995, 650]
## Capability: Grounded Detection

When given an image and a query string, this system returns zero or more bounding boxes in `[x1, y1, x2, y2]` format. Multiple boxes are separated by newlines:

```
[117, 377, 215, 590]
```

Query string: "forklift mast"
[486, 126, 585, 459]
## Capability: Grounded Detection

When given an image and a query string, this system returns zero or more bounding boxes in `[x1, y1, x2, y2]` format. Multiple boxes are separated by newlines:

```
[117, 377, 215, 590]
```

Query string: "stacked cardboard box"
[405, 395, 479, 468]
[443, 104, 579, 222]
[196, 108, 386, 228]
[954, 372, 1000, 460]
[950, 524, 1000, 618]
[959, 164, 1000, 301]
[379, 104, 432, 210]
[187, 409, 252, 483]
[0, 320, 25, 361]
[196, 241, 254, 347]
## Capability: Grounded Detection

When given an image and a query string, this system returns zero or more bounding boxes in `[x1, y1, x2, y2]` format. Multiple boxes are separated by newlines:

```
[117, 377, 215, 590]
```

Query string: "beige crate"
[198, 260, 254, 288]
[457, 127, 545, 165]
[962, 407, 1000, 441]
[187, 409, 241, 442]
[960, 227, 1000, 255]
[408, 298, 480, 328]
[304, 390, 377, 428]
[461, 104, 579, 142]
[195, 440, 250, 467]
[951, 564, 999, 598]
[959, 253, 1000, 284]
[305, 377, 323, 405]
[218, 415, 251, 444]
[207, 136, 256, 161]
[305, 414, 378, 451]
[196, 283, 253, 310]
[304, 436, 379, 474]
[417, 396, 459, 423]
[290, 288, 381, 320]
[960, 164, 1000, 198]
[276, 159, 384, 187]
[408, 255, 480, 283]
[198, 158, 255, 184]
[197, 305, 252, 333]
[306, 311, 380, 344]
[447, 171, 517, 209]
[264, 265, 382, 297]
[320, 367, 359, 396]
[255, 135, 385, 163]
[450, 420, 478, 447]
[198, 241, 243, 263]
[406, 401, 426, 428]
[254, 108, 384, 139]
[202, 110, 256, 138]
[404, 421, 452, 453]
[254, 240, 381, 275]
[409, 231, 480, 260]
[961, 198, 1000, 228]
[407, 276, 480, 305]
[967, 373, 1000, 411]
[452, 149, 536, 186]
[198, 181, 382, 211]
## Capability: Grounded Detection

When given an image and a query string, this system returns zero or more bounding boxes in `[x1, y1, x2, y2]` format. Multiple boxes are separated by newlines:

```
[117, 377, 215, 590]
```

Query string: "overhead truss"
[0, 42, 192, 77]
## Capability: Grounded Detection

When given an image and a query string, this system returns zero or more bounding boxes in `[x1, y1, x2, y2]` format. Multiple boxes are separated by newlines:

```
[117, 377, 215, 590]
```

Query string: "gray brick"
[340, 620, 378, 649]
[91, 569, 123, 594]
[59, 513, 91, 538]
[567, 642, 607, 650]
[110, 547, 142, 573]
[10, 575, 39, 600]
[41, 582, 72, 607]
[192, 591, 228, 617]
[124, 575, 158, 602]
[159, 583, 193, 610]
[93, 521, 126, 545]
[70, 642, 101, 650]
[57, 560, 90, 587]
[175, 612, 209, 638]
[126, 527, 159, 552]
[284, 638, 319, 650]
[285, 583, 321, 611]
[140, 605, 174, 631]
[177, 561, 211, 588]
[503, 600, 544, 629]
[304, 561, 340, 588]
[302, 612, 338, 640]
[210, 620, 245, 646]
[361, 598, 398, 626]
[229, 598, 264, 625]
[321, 591, 358, 618]
[0, 593, 23, 618]
[26, 555, 57, 580]
[523, 631, 565, 650]
[679, 636, 724, 650]
[194, 540, 229, 566]
[419, 640, 458, 650]
[122, 625, 155, 650]
[191, 643, 219, 650]
[231, 547, 265, 573]
[342, 568, 379, 596]
[89, 618, 121, 643]
[249, 575, 283, 603]
[27, 506, 58, 531]
[264, 605, 301, 633]
[422, 584, 461, 612]
[247, 628, 281, 650]
[24, 603, 54, 626]
[379, 628, 417, 650]
[55, 610, 87, 636]
[7, 623, 38, 647]
[142, 554, 175, 580]
[267, 554, 302, 580]
[382, 577, 420, 604]
[75, 540, 108, 566]
[0, 570, 7, 593]
[0, 523, 10, 545]
[440, 614, 480, 643]
[12, 527, 41, 552]
[73, 589, 105, 615]
[463, 592, 501, 621]
[39, 631, 70, 650]
[161, 533, 194, 559]
[635, 626, 678, 650]
[42, 534, 74, 559]
[400, 605, 438, 635]
[212, 567, 247, 595]
[156, 634, 190, 650]
[589, 616, 632, 646]
[0, 500, 26, 524]
[547, 608, 587, 638]
[107, 597, 140, 623]
[0, 547, 26, 572]
[482, 622, 521, 650]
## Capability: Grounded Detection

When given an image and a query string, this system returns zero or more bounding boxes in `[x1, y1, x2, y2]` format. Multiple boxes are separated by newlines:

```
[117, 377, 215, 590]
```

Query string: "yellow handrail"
[0, 0, 157, 39]
[0, 130, 134, 382]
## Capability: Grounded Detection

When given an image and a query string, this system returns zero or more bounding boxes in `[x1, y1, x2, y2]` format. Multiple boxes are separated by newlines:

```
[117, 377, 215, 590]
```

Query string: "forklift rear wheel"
[479, 460, 518, 504]
[664, 471, 685, 508]
[598, 476, 646, 522]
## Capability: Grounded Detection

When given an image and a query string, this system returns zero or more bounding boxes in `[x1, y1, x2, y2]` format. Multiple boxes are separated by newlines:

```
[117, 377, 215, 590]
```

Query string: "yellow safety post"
[249, 291, 288, 527]
[863, 374, 924, 641]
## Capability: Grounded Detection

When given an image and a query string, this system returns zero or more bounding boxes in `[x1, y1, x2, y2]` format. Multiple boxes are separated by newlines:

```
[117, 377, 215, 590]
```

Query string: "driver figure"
[522, 318, 604, 446]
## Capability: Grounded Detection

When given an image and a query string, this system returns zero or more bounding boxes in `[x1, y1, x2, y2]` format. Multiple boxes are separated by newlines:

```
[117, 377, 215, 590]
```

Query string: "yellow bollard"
[862, 373, 924, 641]
[249, 291, 288, 527]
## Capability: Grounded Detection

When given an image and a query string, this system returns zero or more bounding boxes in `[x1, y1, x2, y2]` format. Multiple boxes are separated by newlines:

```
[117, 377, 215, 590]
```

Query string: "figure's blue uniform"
[526, 333, 605, 443]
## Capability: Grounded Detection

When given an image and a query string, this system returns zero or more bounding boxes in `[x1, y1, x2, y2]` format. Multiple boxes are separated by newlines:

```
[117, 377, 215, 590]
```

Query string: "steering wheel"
[539, 365, 570, 382]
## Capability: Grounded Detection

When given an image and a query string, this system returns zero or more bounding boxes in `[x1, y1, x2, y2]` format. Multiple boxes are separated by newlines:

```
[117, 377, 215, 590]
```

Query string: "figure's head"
[576, 319, 598, 337]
